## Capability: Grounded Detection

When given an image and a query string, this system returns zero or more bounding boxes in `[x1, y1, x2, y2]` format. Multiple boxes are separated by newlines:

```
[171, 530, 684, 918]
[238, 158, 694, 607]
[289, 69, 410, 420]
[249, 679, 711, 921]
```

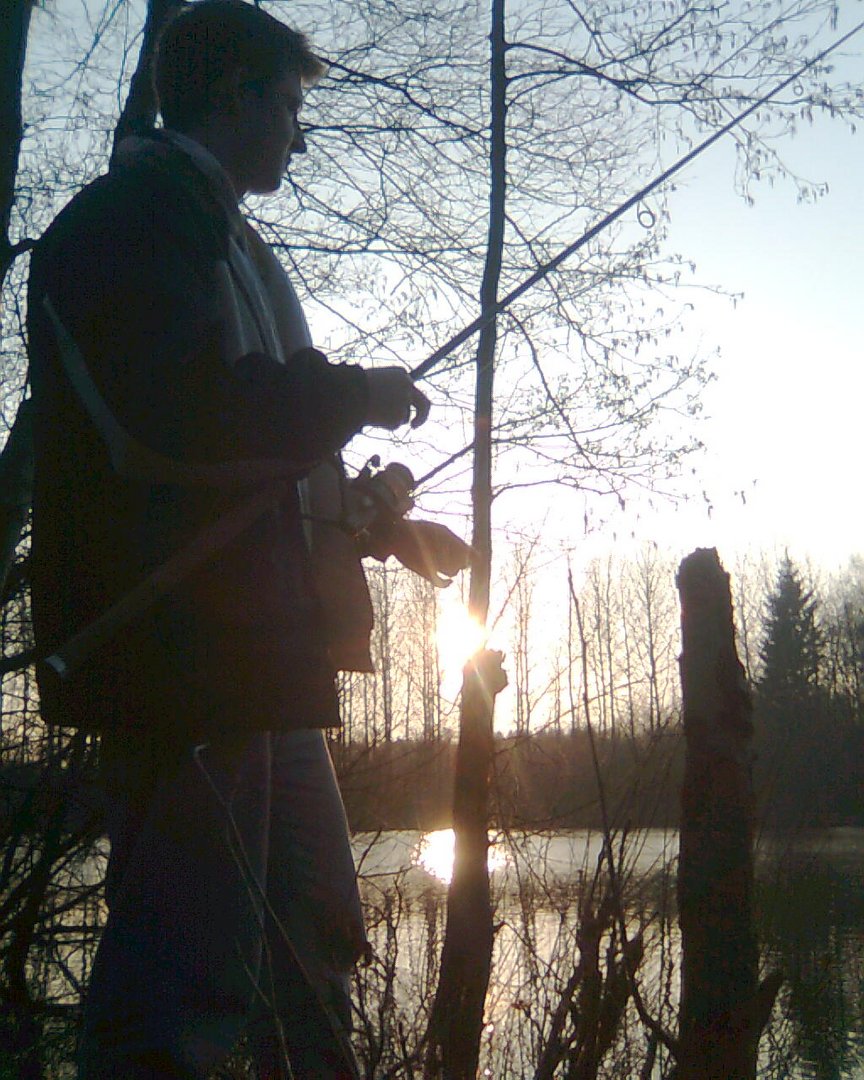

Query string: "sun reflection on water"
[412, 828, 510, 885]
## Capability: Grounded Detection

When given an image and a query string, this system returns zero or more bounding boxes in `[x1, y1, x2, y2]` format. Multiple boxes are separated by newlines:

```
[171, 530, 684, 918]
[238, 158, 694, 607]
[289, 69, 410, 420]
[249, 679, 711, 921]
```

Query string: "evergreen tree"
[758, 554, 822, 705]
[755, 556, 835, 827]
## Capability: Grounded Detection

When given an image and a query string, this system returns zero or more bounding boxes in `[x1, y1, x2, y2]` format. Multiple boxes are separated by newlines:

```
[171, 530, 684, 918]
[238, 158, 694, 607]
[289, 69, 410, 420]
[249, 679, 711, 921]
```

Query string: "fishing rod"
[37, 20, 863, 681]
[409, 17, 864, 389]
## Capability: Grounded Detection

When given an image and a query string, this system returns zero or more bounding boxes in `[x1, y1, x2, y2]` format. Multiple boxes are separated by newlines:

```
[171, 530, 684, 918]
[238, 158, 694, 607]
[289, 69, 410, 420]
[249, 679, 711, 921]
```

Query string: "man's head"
[154, 0, 326, 194]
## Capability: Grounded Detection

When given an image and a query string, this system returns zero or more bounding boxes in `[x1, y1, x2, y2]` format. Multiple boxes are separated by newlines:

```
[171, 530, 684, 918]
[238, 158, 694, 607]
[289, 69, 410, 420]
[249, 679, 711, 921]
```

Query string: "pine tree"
[758, 555, 822, 704]
[756, 556, 828, 826]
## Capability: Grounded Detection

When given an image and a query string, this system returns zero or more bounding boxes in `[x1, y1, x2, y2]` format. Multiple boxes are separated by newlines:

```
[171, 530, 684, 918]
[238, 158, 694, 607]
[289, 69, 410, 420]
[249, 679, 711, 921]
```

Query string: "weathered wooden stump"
[676, 547, 780, 1080]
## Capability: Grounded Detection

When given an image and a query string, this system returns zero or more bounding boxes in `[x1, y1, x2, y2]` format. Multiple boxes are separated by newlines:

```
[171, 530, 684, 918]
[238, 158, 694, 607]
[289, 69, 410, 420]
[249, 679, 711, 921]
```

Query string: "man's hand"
[384, 519, 472, 587]
[365, 367, 430, 430]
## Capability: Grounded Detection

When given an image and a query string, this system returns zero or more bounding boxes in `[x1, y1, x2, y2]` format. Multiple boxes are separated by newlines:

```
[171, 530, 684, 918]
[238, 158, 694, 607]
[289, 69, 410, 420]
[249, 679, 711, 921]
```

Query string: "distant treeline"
[331, 552, 864, 832]
[333, 727, 683, 832]
[333, 712, 864, 833]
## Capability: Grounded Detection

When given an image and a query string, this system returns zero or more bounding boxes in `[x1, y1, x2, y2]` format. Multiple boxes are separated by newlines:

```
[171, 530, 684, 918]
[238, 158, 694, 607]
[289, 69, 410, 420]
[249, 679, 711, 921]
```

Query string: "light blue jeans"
[78, 728, 365, 1079]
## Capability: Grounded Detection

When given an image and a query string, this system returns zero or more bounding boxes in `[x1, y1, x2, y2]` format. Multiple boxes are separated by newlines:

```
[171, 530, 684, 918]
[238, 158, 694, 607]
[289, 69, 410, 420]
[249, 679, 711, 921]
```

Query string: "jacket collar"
[112, 128, 245, 241]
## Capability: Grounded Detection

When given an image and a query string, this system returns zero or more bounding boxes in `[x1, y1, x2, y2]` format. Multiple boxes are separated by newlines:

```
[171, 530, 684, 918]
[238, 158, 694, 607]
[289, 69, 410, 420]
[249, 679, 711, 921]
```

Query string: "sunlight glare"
[412, 828, 509, 885]
[436, 603, 486, 697]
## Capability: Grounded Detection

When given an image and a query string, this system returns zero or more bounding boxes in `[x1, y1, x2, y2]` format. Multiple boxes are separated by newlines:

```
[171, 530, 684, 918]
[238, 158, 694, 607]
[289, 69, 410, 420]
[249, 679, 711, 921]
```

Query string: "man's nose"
[291, 126, 307, 155]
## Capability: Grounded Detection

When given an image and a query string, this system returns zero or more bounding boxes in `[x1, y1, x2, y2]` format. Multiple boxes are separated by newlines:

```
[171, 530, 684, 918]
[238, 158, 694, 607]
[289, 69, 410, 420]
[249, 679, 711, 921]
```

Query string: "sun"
[435, 601, 487, 697]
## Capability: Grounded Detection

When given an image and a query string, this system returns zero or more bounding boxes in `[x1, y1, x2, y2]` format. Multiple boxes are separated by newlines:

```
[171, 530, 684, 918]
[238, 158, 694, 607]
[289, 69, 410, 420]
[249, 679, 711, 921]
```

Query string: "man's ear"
[207, 67, 248, 116]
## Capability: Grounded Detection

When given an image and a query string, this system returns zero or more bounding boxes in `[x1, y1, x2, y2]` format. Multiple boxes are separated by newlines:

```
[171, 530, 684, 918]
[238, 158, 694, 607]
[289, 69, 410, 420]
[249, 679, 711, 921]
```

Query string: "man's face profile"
[235, 71, 306, 195]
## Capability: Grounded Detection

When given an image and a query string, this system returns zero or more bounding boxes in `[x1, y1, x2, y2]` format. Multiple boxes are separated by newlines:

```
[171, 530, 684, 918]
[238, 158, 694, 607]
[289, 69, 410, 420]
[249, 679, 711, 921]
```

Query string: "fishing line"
[406, 19, 864, 487]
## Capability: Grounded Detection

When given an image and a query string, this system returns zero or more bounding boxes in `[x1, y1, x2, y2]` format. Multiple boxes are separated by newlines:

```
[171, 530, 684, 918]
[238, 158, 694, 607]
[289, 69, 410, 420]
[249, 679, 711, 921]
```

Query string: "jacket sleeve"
[28, 172, 370, 473]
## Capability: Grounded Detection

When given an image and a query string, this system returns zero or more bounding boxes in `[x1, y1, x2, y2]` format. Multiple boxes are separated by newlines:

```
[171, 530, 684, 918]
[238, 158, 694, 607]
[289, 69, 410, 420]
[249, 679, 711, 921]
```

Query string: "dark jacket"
[27, 133, 369, 734]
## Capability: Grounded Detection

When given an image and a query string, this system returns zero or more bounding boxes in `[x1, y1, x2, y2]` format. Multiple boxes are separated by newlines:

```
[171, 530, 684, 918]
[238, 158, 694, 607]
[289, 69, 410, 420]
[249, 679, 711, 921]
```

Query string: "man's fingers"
[410, 386, 431, 428]
[389, 520, 472, 583]
[365, 367, 431, 430]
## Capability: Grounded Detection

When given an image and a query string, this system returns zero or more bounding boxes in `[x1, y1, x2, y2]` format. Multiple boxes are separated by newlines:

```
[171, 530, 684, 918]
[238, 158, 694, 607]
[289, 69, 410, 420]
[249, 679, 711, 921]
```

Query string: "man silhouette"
[26, 2, 463, 1076]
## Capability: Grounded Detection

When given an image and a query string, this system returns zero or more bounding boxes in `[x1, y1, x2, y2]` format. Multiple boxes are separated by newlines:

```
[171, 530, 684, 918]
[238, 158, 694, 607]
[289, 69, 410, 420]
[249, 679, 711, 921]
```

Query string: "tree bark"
[0, 1, 34, 597]
[111, 0, 185, 157]
[426, 649, 506, 1079]
[0, 0, 33, 281]
[675, 547, 777, 1079]
[426, 0, 507, 1074]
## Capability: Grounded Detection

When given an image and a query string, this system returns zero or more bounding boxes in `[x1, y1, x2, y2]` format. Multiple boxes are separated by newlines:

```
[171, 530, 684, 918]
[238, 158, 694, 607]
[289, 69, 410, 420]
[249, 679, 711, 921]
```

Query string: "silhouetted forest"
[5, 552, 861, 833]
[334, 721, 864, 833]
[331, 553, 864, 832]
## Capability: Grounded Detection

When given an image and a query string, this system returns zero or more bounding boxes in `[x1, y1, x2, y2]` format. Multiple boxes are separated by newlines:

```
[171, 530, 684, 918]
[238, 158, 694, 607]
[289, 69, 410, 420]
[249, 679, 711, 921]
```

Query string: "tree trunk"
[0, 0, 33, 281]
[426, 649, 506, 1079]
[111, 0, 185, 157]
[675, 547, 779, 1079]
[426, 0, 507, 1074]
[0, 1, 34, 598]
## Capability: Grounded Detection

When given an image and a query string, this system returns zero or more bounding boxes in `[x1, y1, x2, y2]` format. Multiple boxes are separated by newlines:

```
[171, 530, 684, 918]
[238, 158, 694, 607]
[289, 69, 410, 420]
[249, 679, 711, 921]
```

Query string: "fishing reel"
[344, 456, 473, 586]
[343, 456, 416, 546]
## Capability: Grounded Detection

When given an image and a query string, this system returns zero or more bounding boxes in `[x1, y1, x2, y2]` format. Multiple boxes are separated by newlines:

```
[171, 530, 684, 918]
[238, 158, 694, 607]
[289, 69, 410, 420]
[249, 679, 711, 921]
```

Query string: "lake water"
[350, 827, 864, 1079]
[34, 827, 864, 1077]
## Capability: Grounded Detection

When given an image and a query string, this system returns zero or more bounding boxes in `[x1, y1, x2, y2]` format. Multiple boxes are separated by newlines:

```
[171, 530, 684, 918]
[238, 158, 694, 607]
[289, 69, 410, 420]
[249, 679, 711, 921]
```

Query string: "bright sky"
[24, 0, 861, 580]
[607, 41, 864, 573]
[400, 16, 864, 591]
[468, 23, 864, 722]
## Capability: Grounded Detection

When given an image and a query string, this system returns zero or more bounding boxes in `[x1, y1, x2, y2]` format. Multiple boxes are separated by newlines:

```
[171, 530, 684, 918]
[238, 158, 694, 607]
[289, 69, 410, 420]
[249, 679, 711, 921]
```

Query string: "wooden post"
[675, 548, 779, 1079]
